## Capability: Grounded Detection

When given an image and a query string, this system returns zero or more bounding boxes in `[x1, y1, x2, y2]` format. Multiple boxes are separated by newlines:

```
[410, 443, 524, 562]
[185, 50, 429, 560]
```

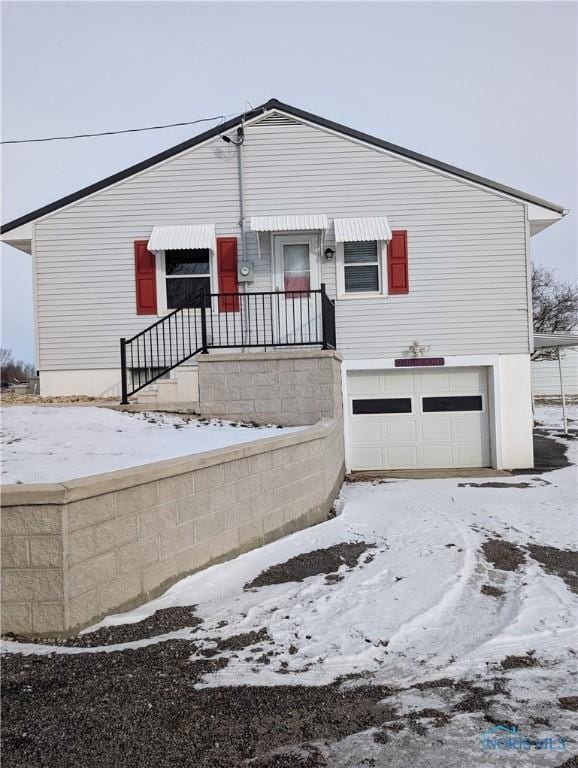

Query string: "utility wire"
[1, 113, 239, 145]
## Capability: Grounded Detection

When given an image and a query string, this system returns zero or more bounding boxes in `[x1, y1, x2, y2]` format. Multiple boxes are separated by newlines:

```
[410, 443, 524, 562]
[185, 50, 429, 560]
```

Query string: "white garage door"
[348, 367, 491, 470]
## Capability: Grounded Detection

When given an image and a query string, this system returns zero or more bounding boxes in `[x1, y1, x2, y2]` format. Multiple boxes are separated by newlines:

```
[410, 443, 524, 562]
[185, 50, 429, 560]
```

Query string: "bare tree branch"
[532, 265, 578, 361]
[0, 348, 35, 386]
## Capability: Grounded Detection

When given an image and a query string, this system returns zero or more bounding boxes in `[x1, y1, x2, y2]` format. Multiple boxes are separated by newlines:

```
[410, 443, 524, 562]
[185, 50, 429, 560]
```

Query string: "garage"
[347, 367, 491, 470]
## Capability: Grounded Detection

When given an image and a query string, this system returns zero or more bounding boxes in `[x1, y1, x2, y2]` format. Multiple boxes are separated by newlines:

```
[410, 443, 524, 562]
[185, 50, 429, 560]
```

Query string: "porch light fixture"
[324, 247, 335, 260]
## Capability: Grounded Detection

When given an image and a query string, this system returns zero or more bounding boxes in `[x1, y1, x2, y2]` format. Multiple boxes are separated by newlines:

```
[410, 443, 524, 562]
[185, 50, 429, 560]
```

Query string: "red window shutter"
[217, 237, 239, 312]
[134, 240, 157, 315]
[387, 230, 409, 295]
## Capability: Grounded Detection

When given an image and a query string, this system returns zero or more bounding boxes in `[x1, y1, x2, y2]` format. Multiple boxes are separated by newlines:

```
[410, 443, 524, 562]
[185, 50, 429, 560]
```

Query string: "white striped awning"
[250, 214, 328, 232]
[147, 224, 215, 252]
[334, 217, 392, 242]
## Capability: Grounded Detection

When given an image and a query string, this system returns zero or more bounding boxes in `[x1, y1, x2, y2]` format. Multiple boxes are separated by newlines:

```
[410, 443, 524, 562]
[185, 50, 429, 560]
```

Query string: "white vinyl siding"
[34, 115, 529, 370]
[532, 349, 578, 396]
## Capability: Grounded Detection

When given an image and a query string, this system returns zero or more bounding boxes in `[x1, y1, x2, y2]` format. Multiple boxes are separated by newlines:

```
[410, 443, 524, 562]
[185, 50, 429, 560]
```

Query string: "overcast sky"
[1, 0, 576, 363]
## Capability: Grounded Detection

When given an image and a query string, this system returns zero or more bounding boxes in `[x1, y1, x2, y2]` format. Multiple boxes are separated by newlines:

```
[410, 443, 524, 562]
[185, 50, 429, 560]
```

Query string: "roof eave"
[0, 101, 274, 235]
[268, 99, 566, 215]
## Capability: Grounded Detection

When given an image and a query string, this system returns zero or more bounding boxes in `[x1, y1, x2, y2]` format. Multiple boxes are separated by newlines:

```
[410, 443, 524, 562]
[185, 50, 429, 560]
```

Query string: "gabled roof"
[0, 98, 566, 234]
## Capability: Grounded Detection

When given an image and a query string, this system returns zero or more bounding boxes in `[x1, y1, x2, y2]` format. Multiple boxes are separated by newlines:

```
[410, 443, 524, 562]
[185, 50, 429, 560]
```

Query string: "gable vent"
[253, 112, 300, 127]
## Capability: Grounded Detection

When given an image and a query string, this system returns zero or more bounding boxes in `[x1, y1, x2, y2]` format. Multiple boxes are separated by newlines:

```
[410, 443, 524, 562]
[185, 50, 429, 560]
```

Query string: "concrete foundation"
[197, 350, 343, 426]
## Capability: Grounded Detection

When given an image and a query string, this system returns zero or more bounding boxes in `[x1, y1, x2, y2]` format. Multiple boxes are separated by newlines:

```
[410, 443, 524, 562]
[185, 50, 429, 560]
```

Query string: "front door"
[272, 233, 321, 344]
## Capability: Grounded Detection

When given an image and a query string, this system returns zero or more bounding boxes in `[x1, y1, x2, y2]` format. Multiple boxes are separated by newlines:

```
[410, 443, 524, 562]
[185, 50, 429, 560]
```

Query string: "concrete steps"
[132, 370, 199, 407]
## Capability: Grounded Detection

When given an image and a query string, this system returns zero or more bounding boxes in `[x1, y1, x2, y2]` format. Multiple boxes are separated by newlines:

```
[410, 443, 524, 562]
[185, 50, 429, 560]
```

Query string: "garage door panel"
[454, 418, 485, 441]
[348, 367, 490, 470]
[385, 446, 418, 468]
[421, 418, 452, 441]
[456, 444, 489, 466]
[348, 373, 380, 395]
[351, 445, 383, 470]
[415, 371, 452, 392]
[350, 420, 381, 443]
[380, 373, 415, 394]
[420, 445, 454, 467]
[384, 419, 417, 442]
[450, 369, 487, 391]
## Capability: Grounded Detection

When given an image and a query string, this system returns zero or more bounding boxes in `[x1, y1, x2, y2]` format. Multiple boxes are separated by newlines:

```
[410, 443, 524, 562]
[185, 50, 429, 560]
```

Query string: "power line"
[1, 114, 237, 145]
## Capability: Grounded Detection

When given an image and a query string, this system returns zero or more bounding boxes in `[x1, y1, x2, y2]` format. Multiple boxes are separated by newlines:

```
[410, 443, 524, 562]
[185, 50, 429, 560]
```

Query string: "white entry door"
[272, 234, 321, 344]
[348, 367, 491, 470]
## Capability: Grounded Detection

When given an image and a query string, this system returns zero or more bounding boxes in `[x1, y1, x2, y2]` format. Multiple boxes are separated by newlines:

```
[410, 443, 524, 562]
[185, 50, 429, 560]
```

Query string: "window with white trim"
[343, 241, 380, 293]
[164, 249, 211, 309]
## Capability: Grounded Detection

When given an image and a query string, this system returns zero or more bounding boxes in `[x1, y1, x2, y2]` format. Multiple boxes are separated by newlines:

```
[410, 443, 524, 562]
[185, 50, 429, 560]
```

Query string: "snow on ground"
[0, 406, 301, 483]
[8, 406, 576, 679]
[3, 405, 577, 765]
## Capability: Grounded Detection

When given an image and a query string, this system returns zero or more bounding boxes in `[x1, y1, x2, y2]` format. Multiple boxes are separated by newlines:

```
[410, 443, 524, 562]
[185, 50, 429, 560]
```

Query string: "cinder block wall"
[1, 419, 344, 636]
[197, 350, 343, 426]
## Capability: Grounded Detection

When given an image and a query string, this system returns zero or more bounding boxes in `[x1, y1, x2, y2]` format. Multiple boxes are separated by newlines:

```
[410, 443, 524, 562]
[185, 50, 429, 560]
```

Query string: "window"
[352, 398, 412, 414]
[422, 396, 483, 412]
[344, 241, 380, 293]
[165, 249, 211, 309]
[283, 243, 310, 292]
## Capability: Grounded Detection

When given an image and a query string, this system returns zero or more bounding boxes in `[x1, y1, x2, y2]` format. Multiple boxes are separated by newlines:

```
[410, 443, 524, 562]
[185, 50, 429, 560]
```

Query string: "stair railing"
[120, 285, 335, 403]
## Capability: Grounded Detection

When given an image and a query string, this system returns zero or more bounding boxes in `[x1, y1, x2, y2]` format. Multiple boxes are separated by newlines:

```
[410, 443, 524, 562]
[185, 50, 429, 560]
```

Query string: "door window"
[283, 243, 310, 292]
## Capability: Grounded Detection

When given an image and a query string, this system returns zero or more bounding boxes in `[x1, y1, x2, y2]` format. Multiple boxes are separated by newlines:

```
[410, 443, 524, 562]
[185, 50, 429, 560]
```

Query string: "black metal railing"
[120, 285, 336, 403]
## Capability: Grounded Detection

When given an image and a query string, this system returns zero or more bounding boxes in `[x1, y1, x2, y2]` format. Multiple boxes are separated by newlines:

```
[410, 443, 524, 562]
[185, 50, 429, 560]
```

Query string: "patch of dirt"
[514, 433, 572, 474]
[245, 543, 375, 589]
[250, 745, 328, 767]
[555, 757, 578, 768]
[452, 680, 507, 713]
[215, 628, 271, 652]
[345, 474, 398, 485]
[528, 544, 578, 594]
[3, 607, 202, 648]
[458, 481, 533, 489]
[559, 697, 578, 711]
[0, 393, 115, 405]
[373, 707, 453, 744]
[1, 644, 394, 768]
[554, 430, 578, 441]
[373, 721, 405, 744]
[500, 652, 538, 670]
[480, 584, 505, 598]
[407, 708, 452, 728]
[407, 677, 507, 716]
[483, 714, 517, 730]
[482, 539, 527, 572]
[412, 677, 454, 690]
[529, 715, 552, 727]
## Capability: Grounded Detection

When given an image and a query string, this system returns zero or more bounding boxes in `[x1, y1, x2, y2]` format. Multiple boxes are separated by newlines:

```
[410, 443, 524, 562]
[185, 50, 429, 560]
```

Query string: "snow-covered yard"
[0, 406, 300, 483]
[2, 406, 577, 767]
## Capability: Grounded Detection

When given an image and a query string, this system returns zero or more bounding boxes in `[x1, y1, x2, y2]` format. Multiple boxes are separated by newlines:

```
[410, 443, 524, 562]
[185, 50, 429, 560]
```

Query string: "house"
[532, 347, 578, 400]
[1, 98, 567, 472]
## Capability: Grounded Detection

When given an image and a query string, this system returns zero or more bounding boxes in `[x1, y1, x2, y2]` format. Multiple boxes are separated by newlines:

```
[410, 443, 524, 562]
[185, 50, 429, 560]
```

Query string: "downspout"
[235, 124, 250, 346]
[236, 124, 248, 262]
[221, 124, 249, 346]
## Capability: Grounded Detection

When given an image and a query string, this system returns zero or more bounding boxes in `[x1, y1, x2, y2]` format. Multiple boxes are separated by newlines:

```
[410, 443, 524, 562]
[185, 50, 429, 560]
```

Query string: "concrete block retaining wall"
[1, 418, 344, 636]
[197, 350, 343, 426]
